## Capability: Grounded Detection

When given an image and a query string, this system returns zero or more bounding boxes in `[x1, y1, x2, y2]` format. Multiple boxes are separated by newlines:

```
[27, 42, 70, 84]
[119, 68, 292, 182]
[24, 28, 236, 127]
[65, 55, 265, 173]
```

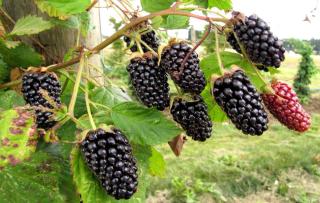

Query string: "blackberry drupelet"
[161, 41, 206, 94]
[21, 72, 61, 129]
[227, 14, 286, 71]
[262, 80, 311, 132]
[213, 70, 268, 135]
[127, 53, 170, 110]
[123, 30, 160, 53]
[81, 128, 138, 200]
[171, 96, 212, 141]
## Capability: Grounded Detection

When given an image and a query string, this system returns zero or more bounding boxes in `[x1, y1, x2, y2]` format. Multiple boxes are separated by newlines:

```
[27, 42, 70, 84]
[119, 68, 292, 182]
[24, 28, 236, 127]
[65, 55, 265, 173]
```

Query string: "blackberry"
[161, 41, 206, 94]
[81, 128, 138, 200]
[124, 30, 160, 53]
[127, 53, 170, 110]
[262, 81, 311, 132]
[22, 72, 61, 129]
[213, 70, 268, 135]
[171, 96, 212, 141]
[227, 14, 286, 71]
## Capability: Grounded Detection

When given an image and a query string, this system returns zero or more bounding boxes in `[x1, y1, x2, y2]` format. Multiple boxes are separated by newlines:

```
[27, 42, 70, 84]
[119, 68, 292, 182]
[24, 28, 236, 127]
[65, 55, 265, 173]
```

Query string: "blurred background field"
[145, 55, 320, 203]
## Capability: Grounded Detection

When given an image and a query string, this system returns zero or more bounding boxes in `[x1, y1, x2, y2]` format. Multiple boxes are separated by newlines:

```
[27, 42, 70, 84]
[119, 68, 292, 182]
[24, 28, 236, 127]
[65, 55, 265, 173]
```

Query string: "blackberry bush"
[161, 41, 206, 94]
[262, 81, 311, 132]
[171, 96, 212, 141]
[81, 128, 138, 200]
[127, 53, 170, 110]
[124, 30, 160, 53]
[21, 72, 61, 129]
[213, 70, 268, 135]
[227, 14, 286, 71]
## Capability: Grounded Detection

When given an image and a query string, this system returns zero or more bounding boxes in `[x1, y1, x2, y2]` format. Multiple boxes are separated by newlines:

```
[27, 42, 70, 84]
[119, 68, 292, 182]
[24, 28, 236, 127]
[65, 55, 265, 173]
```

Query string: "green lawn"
[146, 55, 320, 203]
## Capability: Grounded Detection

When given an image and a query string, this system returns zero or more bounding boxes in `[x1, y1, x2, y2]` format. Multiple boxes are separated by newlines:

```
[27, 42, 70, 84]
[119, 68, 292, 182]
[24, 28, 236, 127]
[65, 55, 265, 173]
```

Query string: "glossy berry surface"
[127, 54, 170, 111]
[81, 128, 138, 200]
[213, 70, 269, 135]
[227, 14, 286, 71]
[262, 81, 311, 132]
[123, 30, 160, 53]
[161, 42, 206, 94]
[21, 72, 61, 129]
[171, 96, 212, 141]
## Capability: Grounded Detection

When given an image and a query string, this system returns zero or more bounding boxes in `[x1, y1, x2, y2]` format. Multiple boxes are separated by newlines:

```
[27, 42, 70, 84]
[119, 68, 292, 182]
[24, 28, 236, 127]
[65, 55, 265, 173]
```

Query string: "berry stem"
[232, 31, 272, 93]
[214, 26, 224, 75]
[0, 4, 229, 89]
[68, 53, 85, 117]
[138, 38, 158, 56]
[136, 39, 144, 54]
[84, 55, 97, 130]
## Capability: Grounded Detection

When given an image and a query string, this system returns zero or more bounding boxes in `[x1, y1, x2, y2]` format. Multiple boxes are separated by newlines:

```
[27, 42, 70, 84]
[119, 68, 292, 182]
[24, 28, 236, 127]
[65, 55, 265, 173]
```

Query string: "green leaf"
[34, 0, 91, 19]
[149, 148, 166, 177]
[4, 40, 21, 49]
[111, 102, 182, 145]
[201, 85, 228, 122]
[9, 15, 53, 36]
[0, 40, 43, 68]
[208, 0, 232, 10]
[71, 146, 148, 203]
[90, 86, 131, 112]
[141, 0, 175, 12]
[0, 54, 9, 83]
[78, 111, 113, 130]
[200, 52, 243, 80]
[0, 108, 38, 169]
[151, 16, 163, 29]
[0, 152, 66, 202]
[0, 90, 25, 109]
[161, 15, 190, 29]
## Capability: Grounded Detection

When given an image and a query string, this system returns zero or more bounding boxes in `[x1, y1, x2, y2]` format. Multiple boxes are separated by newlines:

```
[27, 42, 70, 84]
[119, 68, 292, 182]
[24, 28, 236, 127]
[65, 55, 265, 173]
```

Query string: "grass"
[146, 55, 320, 203]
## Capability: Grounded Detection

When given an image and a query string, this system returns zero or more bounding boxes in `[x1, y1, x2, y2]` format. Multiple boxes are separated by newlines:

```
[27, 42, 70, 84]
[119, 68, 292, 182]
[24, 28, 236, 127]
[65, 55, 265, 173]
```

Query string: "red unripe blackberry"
[21, 72, 61, 129]
[227, 14, 286, 71]
[127, 53, 170, 111]
[262, 81, 311, 132]
[171, 96, 212, 142]
[123, 30, 160, 53]
[213, 70, 269, 135]
[81, 128, 138, 200]
[161, 41, 206, 94]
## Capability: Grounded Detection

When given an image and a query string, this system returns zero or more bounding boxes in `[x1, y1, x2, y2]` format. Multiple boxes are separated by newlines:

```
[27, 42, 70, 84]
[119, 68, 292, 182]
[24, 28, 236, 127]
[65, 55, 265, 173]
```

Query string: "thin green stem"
[214, 27, 224, 75]
[136, 39, 144, 54]
[68, 53, 85, 117]
[138, 39, 158, 56]
[84, 55, 97, 130]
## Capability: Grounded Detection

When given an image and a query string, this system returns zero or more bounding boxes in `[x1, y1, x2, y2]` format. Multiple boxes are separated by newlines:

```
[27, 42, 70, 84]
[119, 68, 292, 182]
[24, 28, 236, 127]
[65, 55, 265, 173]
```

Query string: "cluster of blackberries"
[161, 42, 206, 94]
[81, 128, 138, 200]
[227, 14, 285, 71]
[262, 81, 311, 132]
[171, 96, 212, 141]
[127, 54, 170, 110]
[21, 72, 61, 130]
[124, 30, 160, 53]
[213, 70, 268, 135]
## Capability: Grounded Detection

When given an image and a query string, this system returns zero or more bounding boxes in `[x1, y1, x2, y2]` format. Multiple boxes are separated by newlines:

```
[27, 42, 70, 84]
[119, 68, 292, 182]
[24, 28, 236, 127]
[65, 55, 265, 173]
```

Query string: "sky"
[100, 0, 320, 40]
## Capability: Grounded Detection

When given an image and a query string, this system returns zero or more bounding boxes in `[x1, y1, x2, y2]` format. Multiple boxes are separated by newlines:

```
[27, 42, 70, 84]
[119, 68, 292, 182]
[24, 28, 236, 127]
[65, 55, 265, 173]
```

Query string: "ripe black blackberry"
[81, 128, 138, 200]
[213, 70, 268, 135]
[161, 41, 206, 94]
[171, 96, 212, 141]
[227, 14, 286, 71]
[22, 72, 61, 129]
[123, 30, 160, 53]
[127, 53, 170, 110]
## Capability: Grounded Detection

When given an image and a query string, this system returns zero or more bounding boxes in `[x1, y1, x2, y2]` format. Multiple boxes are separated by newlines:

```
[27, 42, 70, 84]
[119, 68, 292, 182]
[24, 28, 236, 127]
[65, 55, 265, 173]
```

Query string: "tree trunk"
[1, 0, 104, 84]
[2, 0, 78, 65]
